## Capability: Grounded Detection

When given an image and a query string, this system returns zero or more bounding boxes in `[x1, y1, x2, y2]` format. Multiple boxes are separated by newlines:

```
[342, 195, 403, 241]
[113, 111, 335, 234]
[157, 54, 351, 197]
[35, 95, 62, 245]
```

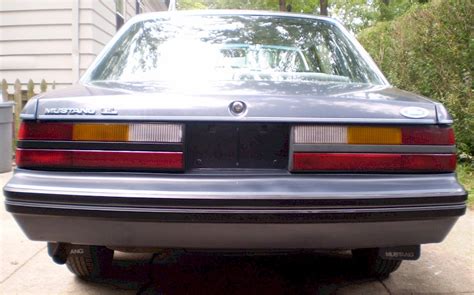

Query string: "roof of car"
[127, 9, 340, 26]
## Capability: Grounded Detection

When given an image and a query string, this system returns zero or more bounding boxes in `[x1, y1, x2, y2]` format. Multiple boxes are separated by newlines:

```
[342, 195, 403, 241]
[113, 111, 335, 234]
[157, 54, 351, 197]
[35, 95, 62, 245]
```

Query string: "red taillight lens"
[16, 149, 71, 168]
[401, 127, 455, 145]
[72, 150, 183, 170]
[292, 153, 456, 173]
[16, 149, 183, 171]
[18, 122, 73, 140]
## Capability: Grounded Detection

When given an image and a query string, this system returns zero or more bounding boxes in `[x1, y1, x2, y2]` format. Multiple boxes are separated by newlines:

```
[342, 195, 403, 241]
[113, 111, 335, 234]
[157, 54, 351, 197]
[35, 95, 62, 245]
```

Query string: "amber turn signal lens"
[347, 126, 402, 145]
[72, 124, 129, 141]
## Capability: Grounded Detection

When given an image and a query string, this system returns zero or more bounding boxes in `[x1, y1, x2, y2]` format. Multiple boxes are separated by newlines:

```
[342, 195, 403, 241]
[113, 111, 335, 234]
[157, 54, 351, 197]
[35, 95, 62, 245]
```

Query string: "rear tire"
[352, 248, 402, 279]
[66, 245, 113, 279]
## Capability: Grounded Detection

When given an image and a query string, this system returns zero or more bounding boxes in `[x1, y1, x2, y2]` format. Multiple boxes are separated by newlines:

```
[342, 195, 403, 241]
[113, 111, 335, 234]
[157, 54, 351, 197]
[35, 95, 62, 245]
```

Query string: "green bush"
[358, 0, 473, 160]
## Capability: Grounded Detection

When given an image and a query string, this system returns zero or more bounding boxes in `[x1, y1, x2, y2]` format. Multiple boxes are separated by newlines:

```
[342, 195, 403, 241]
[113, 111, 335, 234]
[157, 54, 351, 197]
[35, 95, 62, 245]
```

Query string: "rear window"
[88, 15, 385, 85]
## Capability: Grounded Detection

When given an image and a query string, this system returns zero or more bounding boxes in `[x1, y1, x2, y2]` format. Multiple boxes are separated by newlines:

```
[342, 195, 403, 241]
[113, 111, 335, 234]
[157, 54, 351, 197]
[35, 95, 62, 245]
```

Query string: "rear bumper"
[4, 169, 467, 249]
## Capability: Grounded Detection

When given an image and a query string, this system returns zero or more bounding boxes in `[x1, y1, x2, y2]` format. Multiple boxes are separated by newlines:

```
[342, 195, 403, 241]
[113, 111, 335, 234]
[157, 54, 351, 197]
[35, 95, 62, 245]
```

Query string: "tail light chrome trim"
[292, 144, 456, 154]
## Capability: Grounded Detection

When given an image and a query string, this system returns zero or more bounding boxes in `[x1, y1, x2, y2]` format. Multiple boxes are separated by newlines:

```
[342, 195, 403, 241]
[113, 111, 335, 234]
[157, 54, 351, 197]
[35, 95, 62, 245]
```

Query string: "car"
[4, 10, 467, 280]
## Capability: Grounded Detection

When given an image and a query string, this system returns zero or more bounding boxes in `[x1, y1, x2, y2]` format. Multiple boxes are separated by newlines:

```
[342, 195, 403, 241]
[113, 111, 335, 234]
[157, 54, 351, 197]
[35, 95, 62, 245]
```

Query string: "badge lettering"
[45, 108, 96, 115]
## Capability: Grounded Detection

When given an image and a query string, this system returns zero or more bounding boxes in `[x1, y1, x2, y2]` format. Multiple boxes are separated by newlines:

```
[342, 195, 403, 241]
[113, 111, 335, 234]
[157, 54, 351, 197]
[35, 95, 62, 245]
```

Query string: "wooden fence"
[2, 79, 56, 118]
[1, 79, 56, 145]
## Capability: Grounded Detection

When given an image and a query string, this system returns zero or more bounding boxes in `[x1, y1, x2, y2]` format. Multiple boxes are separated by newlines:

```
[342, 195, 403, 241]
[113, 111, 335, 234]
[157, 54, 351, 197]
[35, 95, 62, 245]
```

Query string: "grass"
[457, 163, 474, 206]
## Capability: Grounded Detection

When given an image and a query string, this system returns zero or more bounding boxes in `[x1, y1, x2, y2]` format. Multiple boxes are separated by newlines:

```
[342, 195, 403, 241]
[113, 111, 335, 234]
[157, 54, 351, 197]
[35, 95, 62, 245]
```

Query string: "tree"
[279, 0, 286, 11]
[358, 0, 473, 158]
[177, 0, 428, 34]
[178, 0, 319, 13]
[320, 0, 328, 15]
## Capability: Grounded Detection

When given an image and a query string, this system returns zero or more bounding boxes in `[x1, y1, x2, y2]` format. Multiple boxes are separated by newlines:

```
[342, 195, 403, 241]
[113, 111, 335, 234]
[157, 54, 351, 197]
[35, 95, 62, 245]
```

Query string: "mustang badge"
[45, 108, 96, 115]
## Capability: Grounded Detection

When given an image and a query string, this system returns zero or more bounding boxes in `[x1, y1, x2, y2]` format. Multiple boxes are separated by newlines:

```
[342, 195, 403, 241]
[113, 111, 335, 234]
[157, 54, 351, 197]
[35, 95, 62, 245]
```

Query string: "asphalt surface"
[1, 171, 473, 294]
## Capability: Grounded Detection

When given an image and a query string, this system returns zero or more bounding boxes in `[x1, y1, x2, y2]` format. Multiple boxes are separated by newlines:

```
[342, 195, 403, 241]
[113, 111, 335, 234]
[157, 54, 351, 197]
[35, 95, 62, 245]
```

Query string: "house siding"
[0, 0, 167, 91]
[142, 0, 167, 13]
[125, 0, 135, 20]
[0, 0, 74, 89]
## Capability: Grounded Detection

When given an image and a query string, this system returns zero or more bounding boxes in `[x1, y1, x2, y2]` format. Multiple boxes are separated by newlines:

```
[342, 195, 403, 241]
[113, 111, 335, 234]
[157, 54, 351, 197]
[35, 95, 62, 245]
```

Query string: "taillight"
[292, 153, 456, 172]
[19, 122, 73, 140]
[16, 122, 184, 171]
[18, 122, 183, 143]
[293, 125, 454, 145]
[16, 149, 183, 170]
[291, 125, 456, 173]
[401, 126, 455, 145]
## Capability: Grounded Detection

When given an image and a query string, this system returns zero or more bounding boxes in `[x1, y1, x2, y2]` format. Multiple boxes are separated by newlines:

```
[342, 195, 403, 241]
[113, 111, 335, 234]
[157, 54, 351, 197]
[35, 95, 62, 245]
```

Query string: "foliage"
[457, 163, 473, 205]
[176, 0, 209, 9]
[358, 0, 474, 159]
[177, 0, 320, 13]
[330, 0, 424, 33]
[177, 0, 427, 33]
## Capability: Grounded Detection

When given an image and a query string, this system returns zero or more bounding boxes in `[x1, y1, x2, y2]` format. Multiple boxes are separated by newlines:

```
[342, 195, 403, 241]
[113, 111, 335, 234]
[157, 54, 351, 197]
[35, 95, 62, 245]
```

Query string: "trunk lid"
[33, 81, 437, 124]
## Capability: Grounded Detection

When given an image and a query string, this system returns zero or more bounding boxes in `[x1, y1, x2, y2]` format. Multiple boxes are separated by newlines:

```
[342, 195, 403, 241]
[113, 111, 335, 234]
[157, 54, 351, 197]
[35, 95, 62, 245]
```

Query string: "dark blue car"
[4, 11, 467, 279]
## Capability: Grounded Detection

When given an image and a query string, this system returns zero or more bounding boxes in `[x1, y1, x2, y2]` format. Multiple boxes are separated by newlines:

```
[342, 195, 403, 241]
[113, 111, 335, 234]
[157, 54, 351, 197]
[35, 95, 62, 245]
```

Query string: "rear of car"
[4, 11, 467, 279]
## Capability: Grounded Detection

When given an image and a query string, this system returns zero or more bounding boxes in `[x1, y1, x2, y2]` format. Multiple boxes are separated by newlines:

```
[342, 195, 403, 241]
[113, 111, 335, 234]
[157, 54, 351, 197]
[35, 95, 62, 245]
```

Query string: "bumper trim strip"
[6, 200, 466, 223]
[4, 191, 468, 209]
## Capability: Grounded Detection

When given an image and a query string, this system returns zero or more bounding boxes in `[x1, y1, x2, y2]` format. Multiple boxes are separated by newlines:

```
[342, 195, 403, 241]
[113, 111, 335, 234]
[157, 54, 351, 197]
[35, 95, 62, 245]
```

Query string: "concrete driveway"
[1, 171, 473, 294]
